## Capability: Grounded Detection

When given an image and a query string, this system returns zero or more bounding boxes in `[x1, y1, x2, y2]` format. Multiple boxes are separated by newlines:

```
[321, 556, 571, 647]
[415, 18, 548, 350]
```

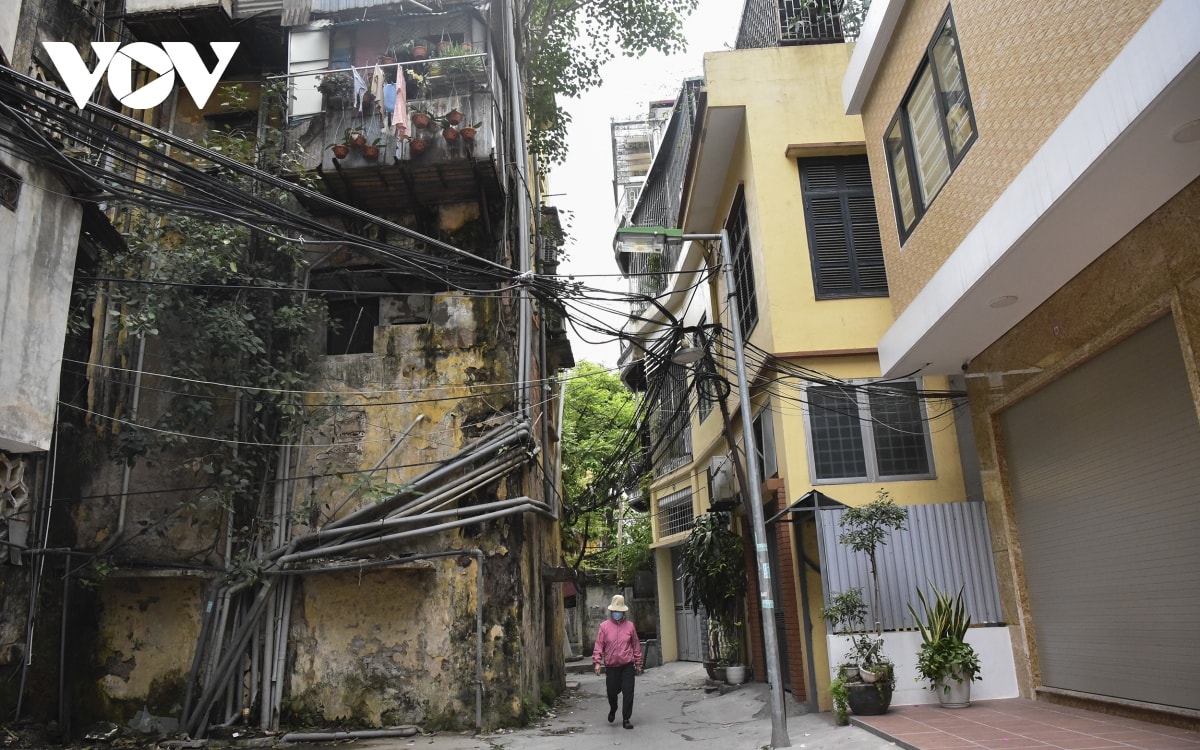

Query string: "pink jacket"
[592, 618, 642, 669]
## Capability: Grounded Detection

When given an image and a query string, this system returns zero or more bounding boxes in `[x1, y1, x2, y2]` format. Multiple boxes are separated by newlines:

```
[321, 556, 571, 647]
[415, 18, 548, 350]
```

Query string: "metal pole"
[705, 230, 791, 748]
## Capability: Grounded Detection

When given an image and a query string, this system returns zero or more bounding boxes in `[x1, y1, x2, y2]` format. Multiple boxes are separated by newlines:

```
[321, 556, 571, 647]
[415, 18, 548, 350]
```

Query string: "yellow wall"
[855, 0, 1155, 314]
[649, 42, 971, 711]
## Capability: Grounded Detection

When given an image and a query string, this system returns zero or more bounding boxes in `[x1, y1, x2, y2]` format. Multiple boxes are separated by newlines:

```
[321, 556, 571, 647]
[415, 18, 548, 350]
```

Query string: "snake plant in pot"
[908, 584, 982, 708]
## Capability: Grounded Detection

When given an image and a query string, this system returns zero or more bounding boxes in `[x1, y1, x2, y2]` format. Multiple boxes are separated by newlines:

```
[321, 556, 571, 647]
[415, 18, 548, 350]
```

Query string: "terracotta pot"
[445, 108, 463, 126]
[362, 144, 380, 160]
[409, 138, 429, 155]
[413, 45, 428, 59]
[442, 126, 459, 143]
[459, 126, 477, 143]
[460, 41, 473, 51]
[331, 144, 350, 159]
[437, 40, 451, 54]
[411, 112, 431, 129]
[348, 131, 366, 148]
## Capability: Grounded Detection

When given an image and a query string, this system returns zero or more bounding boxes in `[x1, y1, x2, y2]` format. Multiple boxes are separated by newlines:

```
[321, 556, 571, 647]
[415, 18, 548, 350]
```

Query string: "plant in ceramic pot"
[459, 122, 481, 143]
[680, 512, 746, 682]
[908, 584, 981, 708]
[410, 110, 433, 130]
[362, 137, 383, 160]
[345, 128, 367, 148]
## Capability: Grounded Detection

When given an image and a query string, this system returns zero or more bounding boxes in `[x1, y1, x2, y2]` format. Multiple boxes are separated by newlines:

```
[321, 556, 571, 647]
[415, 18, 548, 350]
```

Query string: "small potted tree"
[316, 73, 353, 109]
[908, 584, 981, 708]
[680, 512, 746, 683]
[828, 489, 908, 715]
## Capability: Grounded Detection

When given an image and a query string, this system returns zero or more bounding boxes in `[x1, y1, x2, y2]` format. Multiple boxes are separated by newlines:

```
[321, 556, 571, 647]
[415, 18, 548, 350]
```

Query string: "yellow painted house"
[617, 29, 986, 712]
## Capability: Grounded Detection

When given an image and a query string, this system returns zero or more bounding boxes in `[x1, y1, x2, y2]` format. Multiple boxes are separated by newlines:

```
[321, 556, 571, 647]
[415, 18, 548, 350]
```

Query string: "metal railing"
[737, 0, 847, 49]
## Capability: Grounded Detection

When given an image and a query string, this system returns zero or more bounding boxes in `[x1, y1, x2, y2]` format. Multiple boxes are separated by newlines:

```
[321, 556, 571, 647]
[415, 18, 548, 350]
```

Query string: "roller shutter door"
[1001, 315, 1200, 710]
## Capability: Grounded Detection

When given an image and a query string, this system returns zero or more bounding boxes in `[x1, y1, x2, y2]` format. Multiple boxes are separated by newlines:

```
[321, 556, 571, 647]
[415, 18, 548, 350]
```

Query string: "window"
[727, 189, 758, 338]
[326, 297, 379, 355]
[650, 360, 692, 476]
[656, 487, 695, 538]
[0, 162, 21, 211]
[885, 7, 976, 240]
[800, 156, 887, 298]
[807, 380, 933, 482]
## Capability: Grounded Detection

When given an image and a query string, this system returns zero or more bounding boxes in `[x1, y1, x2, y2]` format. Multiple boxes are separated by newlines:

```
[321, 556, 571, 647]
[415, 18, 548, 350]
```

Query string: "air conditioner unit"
[708, 454, 737, 508]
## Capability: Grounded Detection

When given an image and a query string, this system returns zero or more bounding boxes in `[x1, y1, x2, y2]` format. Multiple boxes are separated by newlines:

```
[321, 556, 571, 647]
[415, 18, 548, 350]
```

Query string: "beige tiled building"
[845, 0, 1200, 725]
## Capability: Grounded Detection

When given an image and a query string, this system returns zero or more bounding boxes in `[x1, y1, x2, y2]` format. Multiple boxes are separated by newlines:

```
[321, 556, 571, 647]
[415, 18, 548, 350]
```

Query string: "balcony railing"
[737, 0, 847, 49]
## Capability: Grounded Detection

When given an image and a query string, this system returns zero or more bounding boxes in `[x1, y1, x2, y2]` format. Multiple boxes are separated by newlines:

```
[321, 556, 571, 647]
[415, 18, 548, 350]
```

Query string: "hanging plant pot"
[413, 44, 428, 60]
[437, 40, 452, 55]
[411, 112, 432, 129]
[331, 144, 350, 160]
[445, 108, 464, 126]
[459, 126, 477, 143]
[409, 138, 429, 155]
[348, 130, 367, 148]
[460, 41, 473, 51]
[362, 144, 380, 160]
[442, 125, 459, 143]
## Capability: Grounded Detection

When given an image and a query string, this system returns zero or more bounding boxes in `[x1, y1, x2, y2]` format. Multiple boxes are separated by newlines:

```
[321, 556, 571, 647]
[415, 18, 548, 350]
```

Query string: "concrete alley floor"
[347, 660, 895, 750]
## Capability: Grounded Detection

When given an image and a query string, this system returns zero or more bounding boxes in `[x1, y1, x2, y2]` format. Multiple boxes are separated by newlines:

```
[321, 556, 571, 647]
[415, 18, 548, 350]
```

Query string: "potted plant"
[410, 110, 433, 130]
[679, 512, 746, 683]
[327, 141, 350, 160]
[316, 73, 353, 108]
[362, 137, 383, 160]
[908, 584, 981, 708]
[821, 588, 892, 714]
[407, 135, 431, 156]
[345, 128, 367, 148]
[412, 41, 429, 60]
[439, 117, 459, 143]
[824, 490, 909, 715]
[459, 122, 481, 144]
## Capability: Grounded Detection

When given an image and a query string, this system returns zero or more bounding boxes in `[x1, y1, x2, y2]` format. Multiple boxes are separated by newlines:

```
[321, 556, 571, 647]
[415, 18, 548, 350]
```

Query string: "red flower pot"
[410, 138, 429, 155]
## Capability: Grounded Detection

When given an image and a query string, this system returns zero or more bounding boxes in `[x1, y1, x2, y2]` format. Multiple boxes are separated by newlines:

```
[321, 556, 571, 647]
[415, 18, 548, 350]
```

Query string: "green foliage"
[680, 512, 745, 663]
[907, 584, 982, 688]
[520, 0, 700, 168]
[838, 488, 907, 631]
[821, 588, 884, 672]
[560, 361, 643, 575]
[85, 79, 323, 573]
[829, 677, 849, 726]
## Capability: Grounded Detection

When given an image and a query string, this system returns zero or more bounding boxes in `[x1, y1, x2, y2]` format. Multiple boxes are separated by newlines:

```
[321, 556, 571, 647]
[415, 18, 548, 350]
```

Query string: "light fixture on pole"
[614, 226, 791, 749]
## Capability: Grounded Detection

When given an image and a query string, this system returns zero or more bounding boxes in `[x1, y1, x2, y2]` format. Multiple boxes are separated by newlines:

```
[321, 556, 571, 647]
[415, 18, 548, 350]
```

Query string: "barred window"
[656, 487, 695, 538]
[807, 380, 933, 482]
[0, 162, 22, 211]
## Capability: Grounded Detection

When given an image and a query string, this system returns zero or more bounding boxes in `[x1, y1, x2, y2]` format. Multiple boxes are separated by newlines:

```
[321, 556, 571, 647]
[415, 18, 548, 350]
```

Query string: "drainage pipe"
[280, 728, 419, 743]
[282, 451, 527, 557]
[323, 415, 425, 523]
[277, 499, 551, 565]
[115, 334, 147, 539]
[320, 422, 530, 532]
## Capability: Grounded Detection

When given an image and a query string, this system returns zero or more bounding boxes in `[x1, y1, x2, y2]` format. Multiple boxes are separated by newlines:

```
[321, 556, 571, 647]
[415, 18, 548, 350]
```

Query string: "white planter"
[725, 665, 747, 685]
[936, 674, 972, 708]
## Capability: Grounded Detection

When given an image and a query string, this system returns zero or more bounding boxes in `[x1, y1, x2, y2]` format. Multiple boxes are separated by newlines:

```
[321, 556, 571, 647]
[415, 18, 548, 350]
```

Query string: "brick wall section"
[742, 479, 807, 703]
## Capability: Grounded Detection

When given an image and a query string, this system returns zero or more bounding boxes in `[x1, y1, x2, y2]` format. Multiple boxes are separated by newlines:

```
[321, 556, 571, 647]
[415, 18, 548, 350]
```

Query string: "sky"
[546, 0, 745, 369]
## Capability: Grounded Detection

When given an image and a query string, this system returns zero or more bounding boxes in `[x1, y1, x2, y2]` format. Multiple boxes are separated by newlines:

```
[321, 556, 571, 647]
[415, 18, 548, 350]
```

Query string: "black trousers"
[605, 663, 636, 720]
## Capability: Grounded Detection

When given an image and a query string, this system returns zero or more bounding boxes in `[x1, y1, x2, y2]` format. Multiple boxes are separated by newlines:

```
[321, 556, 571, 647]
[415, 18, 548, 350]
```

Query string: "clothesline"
[266, 52, 488, 81]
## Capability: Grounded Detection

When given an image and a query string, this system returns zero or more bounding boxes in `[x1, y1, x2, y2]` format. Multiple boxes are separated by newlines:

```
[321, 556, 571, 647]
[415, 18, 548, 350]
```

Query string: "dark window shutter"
[800, 156, 889, 299]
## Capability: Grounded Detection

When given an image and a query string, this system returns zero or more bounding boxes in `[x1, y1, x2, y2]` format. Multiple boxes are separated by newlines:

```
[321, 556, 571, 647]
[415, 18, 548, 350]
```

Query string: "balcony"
[286, 11, 506, 217]
[736, 0, 846, 49]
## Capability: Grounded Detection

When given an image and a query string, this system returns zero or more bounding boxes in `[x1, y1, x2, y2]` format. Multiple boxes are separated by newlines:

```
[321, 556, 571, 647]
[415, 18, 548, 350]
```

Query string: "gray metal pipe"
[320, 422, 530, 533]
[278, 499, 551, 564]
[323, 415, 425, 523]
[291, 452, 529, 553]
[280, 728, 419, 743]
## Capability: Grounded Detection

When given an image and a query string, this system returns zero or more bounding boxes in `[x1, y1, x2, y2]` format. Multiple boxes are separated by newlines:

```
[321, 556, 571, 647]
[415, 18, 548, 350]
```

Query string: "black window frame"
[885, 5, 977, 243]
[799, 155, 888, 299]
[726, 188, 758, 339]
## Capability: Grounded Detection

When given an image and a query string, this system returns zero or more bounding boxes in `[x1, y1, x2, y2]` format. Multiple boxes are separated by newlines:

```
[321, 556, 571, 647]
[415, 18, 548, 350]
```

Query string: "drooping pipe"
[320, 422, 531, 533]
[323, 415, 425, 523]
[277, 499, 550, 565]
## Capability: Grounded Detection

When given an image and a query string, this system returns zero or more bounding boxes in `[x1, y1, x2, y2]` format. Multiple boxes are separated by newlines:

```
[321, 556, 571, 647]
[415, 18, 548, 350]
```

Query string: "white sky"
[546, 1, 744, 369]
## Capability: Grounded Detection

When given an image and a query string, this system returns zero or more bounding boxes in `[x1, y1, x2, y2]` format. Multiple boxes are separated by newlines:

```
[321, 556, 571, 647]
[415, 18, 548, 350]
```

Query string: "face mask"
[612, 611, 624, 621]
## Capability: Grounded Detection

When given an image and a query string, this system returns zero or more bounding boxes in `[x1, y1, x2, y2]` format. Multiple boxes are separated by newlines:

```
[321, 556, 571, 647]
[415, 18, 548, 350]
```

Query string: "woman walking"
[592, 594, 643, 729]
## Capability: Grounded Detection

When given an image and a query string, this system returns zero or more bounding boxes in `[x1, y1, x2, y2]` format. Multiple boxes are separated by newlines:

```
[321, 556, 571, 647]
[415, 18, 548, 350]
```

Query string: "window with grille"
[0, 162, 21, 211]
[649, 360, 692, 475]
[656, 487, 695, 538]
[800, 156, 887, 299]
[885, 7, 976, 241]
[726, 189, 758, 338]
[806, 380, 933, 482]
